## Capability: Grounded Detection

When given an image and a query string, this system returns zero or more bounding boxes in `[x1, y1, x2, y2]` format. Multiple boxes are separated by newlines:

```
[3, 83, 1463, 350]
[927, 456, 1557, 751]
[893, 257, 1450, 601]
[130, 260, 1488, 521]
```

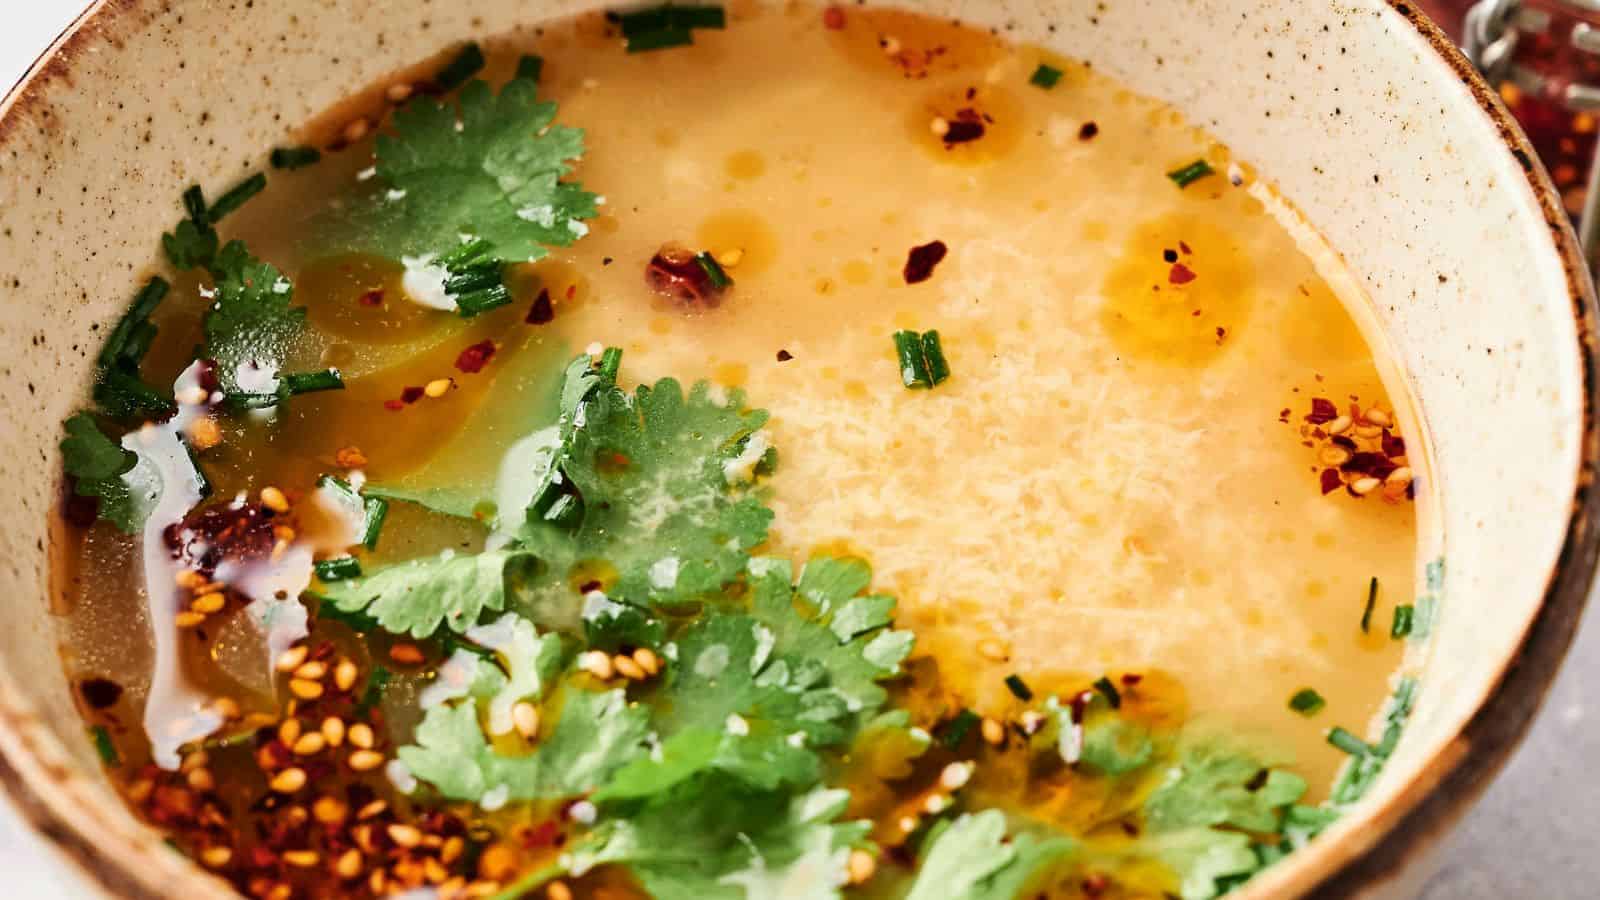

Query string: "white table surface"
[1, 1, 1595, 896]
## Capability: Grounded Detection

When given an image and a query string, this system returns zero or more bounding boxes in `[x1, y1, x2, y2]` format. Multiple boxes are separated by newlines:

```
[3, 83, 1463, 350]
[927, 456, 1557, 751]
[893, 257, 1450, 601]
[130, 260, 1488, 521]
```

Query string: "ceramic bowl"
[0, 0, 1593, 897]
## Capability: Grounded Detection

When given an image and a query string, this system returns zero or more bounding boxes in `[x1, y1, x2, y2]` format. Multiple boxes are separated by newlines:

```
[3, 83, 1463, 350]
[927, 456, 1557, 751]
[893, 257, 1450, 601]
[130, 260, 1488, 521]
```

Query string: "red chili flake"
[647, 245, 723, 306]
[383, 399, 405, 411]
[942, 109, 986, 145]
[1168, 262, 1197, 285]
[903, 240, 948, 284]
[1383, 434, 1406, 458]
[1162, 249, 1178, 263]
[1069, 689, 1094, 723]
[1342, 452, 1397, 480]
[358, 289, 384, 307]
[1119, 672, 1143, 687]
[1215, 326, 1227, 342]
[400, 386, 425, 404]
[1078, 121, 1099, 140]
[1278, 407, 1292, 423]
[1330, 434, 1357, 450]
[1083, 874, 1110, 897]
[525, 289, 555, 325]
[523, 820, 561, 848]
[455, 340, 498, 374]
[1319, 468, 1343, 495]
[776, 349, 794, 362]
[167, 502, 279, 575]
[822, 5, 846, 29]
[1179, 240, 1193, 255]
[566, 284, 577, 301]
[1305, 398, 1339, 424]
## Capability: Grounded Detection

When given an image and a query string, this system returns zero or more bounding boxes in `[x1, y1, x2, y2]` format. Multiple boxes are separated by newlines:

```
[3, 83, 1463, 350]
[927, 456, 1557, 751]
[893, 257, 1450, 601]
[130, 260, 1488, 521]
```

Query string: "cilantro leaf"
[571, 784, 868, 900]
[1139, 828, 1261, 900]
[202, 242, 308, 400]
[60, 412, 200, 534]
[462, 614, 566, 736]
[400, 685, 648, 802]
[316, 548, 536, 638]
[906, 811, 1075, 900]
[1143, 742, 1308, 834]
[1079, 708, 1156, 776]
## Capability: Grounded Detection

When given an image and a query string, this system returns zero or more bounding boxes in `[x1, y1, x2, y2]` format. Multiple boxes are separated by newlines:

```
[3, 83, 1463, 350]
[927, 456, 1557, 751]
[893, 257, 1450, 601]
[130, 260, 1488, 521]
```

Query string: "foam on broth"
[54, 3, 1425, 896]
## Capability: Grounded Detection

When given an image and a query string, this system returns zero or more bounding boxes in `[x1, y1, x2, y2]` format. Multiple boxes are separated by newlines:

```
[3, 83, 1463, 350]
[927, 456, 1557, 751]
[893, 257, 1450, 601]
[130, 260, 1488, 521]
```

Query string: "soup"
[54, 4, 1430, 899]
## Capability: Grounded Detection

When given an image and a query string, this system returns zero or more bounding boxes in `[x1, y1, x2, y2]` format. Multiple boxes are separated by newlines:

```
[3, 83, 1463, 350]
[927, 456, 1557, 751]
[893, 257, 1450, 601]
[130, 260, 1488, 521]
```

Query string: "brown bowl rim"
[0, 1, 1594, 897]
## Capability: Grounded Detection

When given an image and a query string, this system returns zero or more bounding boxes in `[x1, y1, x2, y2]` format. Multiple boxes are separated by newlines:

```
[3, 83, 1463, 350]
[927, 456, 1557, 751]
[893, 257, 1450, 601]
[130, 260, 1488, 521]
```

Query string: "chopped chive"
[282, 368, 345, 396]
[626, 28, 695, 52]
[694, 251, 733, 289]
[1166, 158, 1215, 188]
[315, 556, 363, 582]
[94, 367, 176, 420]
[361, 496, 389, 550]
[227, 392, 284, 411]
[1390, 604, 1414, 639]
[1411, 594, 1437, 639]
[181, 185, 209, 224]
[599, 346, 624, 382]
[1092, 676, 1122, 710]
[435, 42, 487, 91]
[98, 277, 170, 369]
[894, 330, 932, 388]
[1326, 726, 1371, 757]
[939, 708, 980, 748]
[208, 173, 268, 222]
[1289, 688, 1326, 716]
[921, 330, 950, 386]
[516, 54, 545, 82]
[1029, 63, 1063, 89]
[1004, 674, 1034, 701]
[270, 146, 322, 170]
[672, 5, 726, 29]
[617, 4, 726, 36]
[1360, 576, 1378, 633]
[90, 725, 118, 767]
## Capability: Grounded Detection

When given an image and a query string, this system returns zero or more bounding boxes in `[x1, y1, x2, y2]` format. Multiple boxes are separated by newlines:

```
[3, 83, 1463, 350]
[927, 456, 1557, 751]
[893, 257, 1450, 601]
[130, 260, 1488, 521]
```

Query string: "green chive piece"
[315, 556, 363, 582]
[695, 251, 733, 289]
[1029, 63, 1063, 89]
[270, 146, 322, 170]
[361, 496, 389, 550]
[282, 368, 345, 396]
[207, 173, 267, 222]
[1326, 726, 1371, 757]
[921, 330, 950, 386]
[1004, 674, 1033, 701]
[1289, 688, 1326, 716]
[894, 330, 932, 388]
[1166, 158, 1215, 188]
[181, 185, 209, 224]
[1092, 676, 1122, 710]
[1391, 604, 1414, 639]
[599, 346, 624, 382]
[90, 725, 119, 767]
[435, 42, 487, 91]
[98, 277, 170, 369]
[516, 54, 545, 82]
[617, 4, 726, 36]
[94, 367, 176, 420]
[1411, 594, 1437, 638]
[626, 28, 695, 52]
[940, 709, 980, 748]
[1360, 576, 1378, 633]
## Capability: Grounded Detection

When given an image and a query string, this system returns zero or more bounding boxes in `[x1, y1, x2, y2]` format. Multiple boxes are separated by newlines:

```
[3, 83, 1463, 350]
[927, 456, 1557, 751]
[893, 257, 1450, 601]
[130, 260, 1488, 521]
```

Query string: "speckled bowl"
[0, 0, 1593, 897]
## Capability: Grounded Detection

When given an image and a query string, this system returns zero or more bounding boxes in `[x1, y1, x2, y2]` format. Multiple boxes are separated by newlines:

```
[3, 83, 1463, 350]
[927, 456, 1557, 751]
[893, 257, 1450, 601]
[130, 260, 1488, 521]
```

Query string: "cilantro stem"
[435, 42, 487, 92]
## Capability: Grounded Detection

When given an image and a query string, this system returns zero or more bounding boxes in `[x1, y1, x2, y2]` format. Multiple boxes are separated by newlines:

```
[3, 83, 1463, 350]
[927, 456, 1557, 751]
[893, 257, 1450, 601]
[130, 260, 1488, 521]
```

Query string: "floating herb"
[1391, 604, 1414, 639]
[434, 43, 487, 92]
[694, 251, 733, 289]
[1004, 674, 1034, 701]
[269, 146, 321, 170]
[1092, 675, 1122, 710]
[940, 708, 980, 748]
[1029, 63, 1063, 89]
[1360, 576, 1378, 633]
[90, 725, 119, 767]
[1326, 726, 1370, 758]
[315, 556, 364, 582]
[1288, 688, 1326, 717]
[893, 330, 951, 389]
[1166, 158, 1215, 188]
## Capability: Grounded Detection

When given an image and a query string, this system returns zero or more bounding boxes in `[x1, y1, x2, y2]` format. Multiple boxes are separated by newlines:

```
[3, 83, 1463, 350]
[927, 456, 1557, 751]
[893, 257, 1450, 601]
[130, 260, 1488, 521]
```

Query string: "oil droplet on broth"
[823, 7, 1006, 79]
[908, 81, 1025, 165]
[1100, 215, 1254, 366]
[695, 209, 778, 277]
[724, 149, 766, 179]
[299, 254, 435, 345]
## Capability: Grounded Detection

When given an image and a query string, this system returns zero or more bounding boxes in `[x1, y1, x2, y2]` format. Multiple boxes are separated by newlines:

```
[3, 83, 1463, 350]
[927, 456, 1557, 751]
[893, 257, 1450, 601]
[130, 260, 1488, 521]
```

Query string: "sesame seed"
[187, 416, 222, 451]
[847, 849, 876, 884]
[613, 654, 646, 680]
[898, 815, 918, 833]
[282, 850, 320, 868]
[186, 768, 215, 791]
[1353, 424, 1384, 439]
[313, 796, 348, 825]
[632, 647, 661, 675]
[356, 799, 387, 820]
[174, 611, 206, 628]
[349, 749, 385, 772]
[270, 768, 307, 793]
[1363, 408, 1393, 428]
[1350, 476, 1382, 496]
[289, 678, 324, 700]
[386, 824, 422, 848]
[191, 592, 226, 614]
[212, 697, 241, 720]
[343, 118, 371, 143]
[547, 881, 574, 900]
[924, 794, 951, 814]
[200, 846, 232, 868]
[424, 378, 454, 398]
[1319, 446, 1353, 467]
[930, 116, 951, 137]
[335, 659, 359, 692]
[940, 761, 975, 790]
[386, 83, 414, 103]
[180, 749, 208, 773]
[441, 836, 466, 864]
[579, 650, 614, 680]
[568, 800, 598, 825]
[292, 733, 327, 756]
[278, 719, 302, 746]
[1019, 710, 1046, 734]
[881, 36, 902, 54]
[293, 661, 328, 681]
[322, 717, 347, 748]
[275, 646, 308, 672]
[348, 723, 376, 750]
[389, 643, 425, 665]
[260, 486, 290, 513]
[1385, 466, 1414, 486]
[715, 247, 744, 267]
[335, 848, 363, 879]
[981, 717, 1005, 745]
[1326, 415, 1353, 435]
[977, 638, 1010, 661]
[174, 570, 206, 590]
[512, 702, 541, 739]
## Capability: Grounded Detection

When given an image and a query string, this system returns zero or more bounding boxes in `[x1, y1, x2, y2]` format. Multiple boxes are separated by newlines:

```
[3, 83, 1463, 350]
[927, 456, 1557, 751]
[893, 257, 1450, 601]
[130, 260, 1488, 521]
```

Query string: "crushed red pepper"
[941, 108, 988, 146]
[525, 289, 555, 325]
[646, 244, 726, 306]
[1168, 263, 1197, 285]
[454, 340, 498, 374]
[903, 240, 948, 284]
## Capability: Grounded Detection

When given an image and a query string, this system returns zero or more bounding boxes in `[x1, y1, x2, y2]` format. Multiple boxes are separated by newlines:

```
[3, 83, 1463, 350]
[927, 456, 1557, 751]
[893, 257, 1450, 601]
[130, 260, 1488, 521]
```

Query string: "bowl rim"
[0, 1, 1595, 897]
